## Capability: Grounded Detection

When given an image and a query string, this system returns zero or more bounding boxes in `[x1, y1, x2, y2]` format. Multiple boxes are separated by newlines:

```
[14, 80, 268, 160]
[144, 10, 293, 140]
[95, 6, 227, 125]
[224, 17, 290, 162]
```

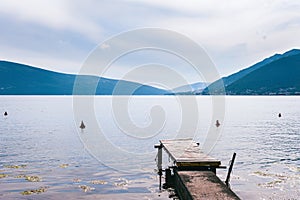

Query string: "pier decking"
[160, 139, 221, 170]
[155, 139, 240, 200]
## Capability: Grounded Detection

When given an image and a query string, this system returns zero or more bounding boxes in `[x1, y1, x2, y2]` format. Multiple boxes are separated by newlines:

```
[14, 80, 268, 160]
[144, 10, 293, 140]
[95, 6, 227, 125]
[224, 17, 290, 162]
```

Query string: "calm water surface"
[0, 96, 299, 199]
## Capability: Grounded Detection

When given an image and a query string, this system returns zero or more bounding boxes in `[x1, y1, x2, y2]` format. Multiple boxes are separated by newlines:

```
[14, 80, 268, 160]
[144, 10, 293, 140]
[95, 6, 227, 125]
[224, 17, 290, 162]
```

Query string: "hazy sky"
[0, 0, 300, 84]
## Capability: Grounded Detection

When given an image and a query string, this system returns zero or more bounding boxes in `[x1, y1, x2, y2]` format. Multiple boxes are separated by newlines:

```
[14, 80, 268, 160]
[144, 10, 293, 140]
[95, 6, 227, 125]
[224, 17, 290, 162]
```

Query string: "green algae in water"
[14, 174, 26, 178]
[21, 187, 48, 195]
[25, 175, 41, 182]
[258, 180, 283, 188]
[4, 165, 27, 169]
[253, 171, 269, 177]
[59, 164, 69, 168]
[0, 174, 8, 178]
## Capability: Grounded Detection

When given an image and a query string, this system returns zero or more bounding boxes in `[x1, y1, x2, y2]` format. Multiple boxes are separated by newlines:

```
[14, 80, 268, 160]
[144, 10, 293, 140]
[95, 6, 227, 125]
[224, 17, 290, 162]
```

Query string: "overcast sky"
[0, 0, 300, 84]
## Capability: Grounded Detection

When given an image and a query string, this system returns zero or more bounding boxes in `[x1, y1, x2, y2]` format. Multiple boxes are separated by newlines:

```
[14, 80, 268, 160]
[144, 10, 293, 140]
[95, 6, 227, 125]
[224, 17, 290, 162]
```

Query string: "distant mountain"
[172, 82, 207, 95]
[202, 49, 300, 95]
[3, 48, 300, 96]
[0, 61, 168, 95]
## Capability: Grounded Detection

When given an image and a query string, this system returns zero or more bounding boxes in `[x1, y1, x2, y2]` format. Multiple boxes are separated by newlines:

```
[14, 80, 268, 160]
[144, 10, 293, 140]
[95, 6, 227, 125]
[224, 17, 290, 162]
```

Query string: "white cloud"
[0, 0, 300, 77]
[138, 0, 300, 73]
[0, 0, 103, 42]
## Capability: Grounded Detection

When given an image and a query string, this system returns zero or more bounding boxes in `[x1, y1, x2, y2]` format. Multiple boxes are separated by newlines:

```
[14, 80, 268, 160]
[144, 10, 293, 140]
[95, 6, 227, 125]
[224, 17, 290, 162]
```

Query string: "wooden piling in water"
[155, 139, 240, 200]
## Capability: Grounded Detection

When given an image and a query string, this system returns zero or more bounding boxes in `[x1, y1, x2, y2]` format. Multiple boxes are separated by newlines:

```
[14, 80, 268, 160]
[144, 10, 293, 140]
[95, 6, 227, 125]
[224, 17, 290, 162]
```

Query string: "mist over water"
[0, 96, 299, 199]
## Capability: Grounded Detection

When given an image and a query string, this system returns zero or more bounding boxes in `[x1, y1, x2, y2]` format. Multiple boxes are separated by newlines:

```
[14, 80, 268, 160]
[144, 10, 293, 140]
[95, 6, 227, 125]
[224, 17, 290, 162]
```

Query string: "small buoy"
[215, 120, 220, 127]
[4, 111, 8, 116]
[80, 121, 85, 129]
[278, 113, 282, 118]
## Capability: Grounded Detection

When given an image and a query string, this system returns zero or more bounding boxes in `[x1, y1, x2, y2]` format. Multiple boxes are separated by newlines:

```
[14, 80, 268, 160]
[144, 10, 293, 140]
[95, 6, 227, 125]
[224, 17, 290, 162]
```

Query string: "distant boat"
[80, 121, 86, 129]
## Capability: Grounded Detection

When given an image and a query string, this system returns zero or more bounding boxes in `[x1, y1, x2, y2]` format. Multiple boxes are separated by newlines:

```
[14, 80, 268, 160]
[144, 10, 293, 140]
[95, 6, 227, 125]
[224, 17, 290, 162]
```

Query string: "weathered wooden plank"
[176, 171, 240, 200]
[160, 139, 221, 167]
[176, 162, 221, 167]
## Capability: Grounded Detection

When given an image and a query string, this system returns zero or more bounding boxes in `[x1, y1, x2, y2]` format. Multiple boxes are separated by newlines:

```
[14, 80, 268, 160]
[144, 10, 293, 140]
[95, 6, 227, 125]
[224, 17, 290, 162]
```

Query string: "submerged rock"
[73, 178, 81, 182]
[79, 185, 95, 192]
[90, 180, 107, 185]
[114, 178, 129, 188]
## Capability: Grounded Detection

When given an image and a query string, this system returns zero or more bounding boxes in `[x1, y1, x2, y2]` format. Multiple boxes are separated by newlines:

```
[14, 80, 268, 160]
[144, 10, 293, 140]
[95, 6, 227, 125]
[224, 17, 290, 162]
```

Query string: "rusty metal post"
[225, 152, 236, 187]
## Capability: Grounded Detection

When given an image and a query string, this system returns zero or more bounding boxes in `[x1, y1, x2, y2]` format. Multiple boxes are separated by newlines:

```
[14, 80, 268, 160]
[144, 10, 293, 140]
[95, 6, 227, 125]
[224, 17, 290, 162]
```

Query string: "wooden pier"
[155, 139, 240, 200]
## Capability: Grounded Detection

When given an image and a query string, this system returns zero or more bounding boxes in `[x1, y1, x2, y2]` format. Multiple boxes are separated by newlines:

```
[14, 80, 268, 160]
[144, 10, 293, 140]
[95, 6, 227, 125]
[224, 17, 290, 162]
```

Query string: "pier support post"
[155, 144, 163, 190]
[164, 168, 175, 189]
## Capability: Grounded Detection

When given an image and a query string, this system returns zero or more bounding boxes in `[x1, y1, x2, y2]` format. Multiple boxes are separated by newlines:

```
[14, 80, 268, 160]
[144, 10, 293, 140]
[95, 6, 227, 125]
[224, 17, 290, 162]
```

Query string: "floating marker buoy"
[278, 113, 282, 118]
[215, 120, 220, 127]
[80, 121, 85, 129]
[4, 111, 8, 116]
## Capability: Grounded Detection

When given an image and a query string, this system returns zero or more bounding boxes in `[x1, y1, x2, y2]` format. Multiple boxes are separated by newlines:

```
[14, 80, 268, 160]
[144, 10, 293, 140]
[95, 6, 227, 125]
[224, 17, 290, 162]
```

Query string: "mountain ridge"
[1, 49, 299, 95]
[224, 52, 300, 95]
[0, 61, 168, 95]
[201, 49, 300, 95]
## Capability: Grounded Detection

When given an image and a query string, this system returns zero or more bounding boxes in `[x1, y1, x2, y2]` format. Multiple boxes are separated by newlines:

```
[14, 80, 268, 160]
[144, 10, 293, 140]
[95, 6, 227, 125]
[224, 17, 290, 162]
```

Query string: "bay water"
[0, 96, 299, 199]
